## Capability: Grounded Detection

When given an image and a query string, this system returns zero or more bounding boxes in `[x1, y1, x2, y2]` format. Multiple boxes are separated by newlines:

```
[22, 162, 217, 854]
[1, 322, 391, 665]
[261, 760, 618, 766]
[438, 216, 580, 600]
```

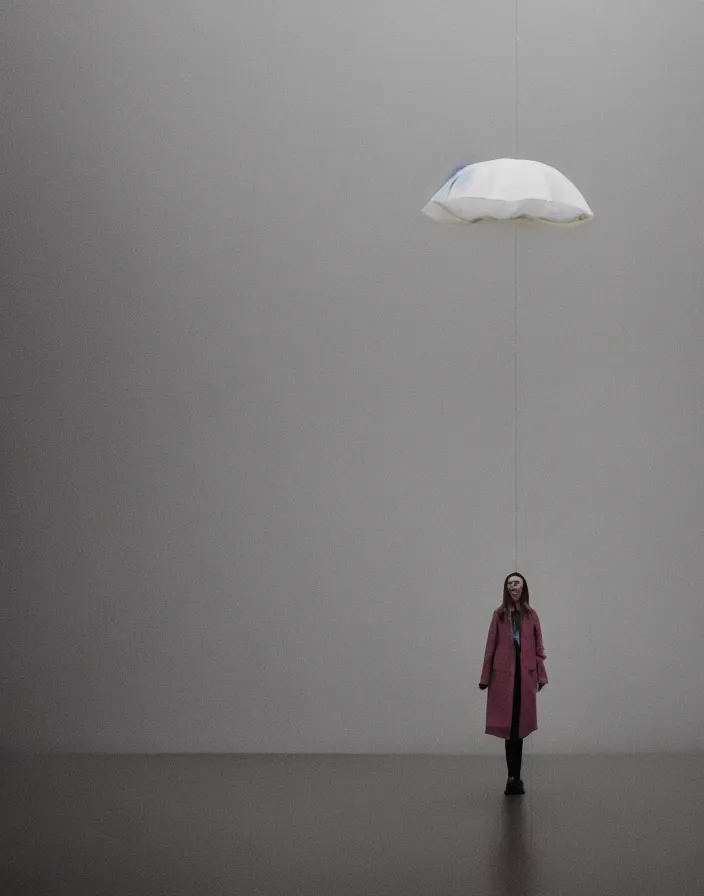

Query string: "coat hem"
[486, 725, 536, 740]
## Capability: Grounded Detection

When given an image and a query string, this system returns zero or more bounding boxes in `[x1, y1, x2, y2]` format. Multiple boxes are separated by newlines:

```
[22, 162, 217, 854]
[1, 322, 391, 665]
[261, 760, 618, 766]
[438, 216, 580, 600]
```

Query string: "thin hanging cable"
[513, 0, 519, 571]
[514, 231, 518, 571]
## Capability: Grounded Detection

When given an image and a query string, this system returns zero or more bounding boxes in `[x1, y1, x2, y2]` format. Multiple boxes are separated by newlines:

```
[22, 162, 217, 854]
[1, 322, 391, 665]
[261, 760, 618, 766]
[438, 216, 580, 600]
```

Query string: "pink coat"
[479, 605, 548, 739]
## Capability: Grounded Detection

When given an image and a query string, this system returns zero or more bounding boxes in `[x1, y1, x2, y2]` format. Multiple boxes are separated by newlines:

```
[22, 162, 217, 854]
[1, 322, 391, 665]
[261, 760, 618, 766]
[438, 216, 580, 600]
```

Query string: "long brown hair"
[497, 572, 533, 620]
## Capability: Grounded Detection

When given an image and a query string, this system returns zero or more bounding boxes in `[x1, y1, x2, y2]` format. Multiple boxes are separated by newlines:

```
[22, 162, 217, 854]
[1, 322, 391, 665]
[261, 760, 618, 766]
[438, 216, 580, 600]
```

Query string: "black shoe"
[504, 776, 520, 795]
[516, 778, 525, 794]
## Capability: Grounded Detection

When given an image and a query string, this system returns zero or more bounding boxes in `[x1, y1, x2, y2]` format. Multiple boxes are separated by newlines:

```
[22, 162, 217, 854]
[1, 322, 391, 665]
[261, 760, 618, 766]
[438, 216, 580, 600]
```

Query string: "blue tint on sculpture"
[442, 164, 471, 198]
[447, 163, 470, 181]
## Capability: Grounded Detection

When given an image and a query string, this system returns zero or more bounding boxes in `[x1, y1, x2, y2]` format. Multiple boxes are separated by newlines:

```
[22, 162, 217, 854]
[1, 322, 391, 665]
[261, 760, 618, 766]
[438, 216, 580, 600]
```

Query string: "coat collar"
[497, 604, 534, 623]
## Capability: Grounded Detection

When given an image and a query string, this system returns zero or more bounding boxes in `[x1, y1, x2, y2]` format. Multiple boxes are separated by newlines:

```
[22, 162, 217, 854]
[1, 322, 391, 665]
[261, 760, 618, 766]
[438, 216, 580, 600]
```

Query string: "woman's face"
[507, 576, 524, 603]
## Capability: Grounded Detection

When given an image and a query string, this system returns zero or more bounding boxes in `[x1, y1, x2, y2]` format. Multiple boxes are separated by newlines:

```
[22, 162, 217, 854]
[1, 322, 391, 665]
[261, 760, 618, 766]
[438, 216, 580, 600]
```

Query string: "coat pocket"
[490, 669, 512, 685]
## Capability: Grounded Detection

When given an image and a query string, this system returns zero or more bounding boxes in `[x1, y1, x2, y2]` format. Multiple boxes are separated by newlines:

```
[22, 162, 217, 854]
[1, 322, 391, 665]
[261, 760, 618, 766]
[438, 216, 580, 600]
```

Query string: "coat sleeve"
[534, 613, 548, 685]
[479, 611, 498, 686]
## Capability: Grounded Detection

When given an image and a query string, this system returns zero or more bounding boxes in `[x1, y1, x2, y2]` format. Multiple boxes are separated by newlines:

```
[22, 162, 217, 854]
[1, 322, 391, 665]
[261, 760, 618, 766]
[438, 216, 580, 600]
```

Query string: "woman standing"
[478, 573, 547, 795]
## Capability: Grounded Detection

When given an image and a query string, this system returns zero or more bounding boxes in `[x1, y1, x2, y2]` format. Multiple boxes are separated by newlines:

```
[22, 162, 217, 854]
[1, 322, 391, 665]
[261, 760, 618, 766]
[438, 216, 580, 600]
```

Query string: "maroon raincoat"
[479, 604, 548, 739]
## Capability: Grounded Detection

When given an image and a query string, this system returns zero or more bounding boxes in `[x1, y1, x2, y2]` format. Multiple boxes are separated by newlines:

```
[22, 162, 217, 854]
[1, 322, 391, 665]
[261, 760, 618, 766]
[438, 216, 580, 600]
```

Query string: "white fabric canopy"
[422, 158, 593, 226]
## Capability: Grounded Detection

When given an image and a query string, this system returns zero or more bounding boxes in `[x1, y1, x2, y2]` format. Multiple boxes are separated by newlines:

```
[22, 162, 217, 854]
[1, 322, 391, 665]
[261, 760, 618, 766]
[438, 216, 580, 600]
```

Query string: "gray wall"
[3, 0, 703, 753]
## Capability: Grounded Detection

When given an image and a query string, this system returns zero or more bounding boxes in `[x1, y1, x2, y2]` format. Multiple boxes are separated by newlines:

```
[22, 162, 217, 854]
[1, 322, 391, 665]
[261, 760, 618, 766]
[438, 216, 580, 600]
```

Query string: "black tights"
[504, 736, 523, 779]
[504, 640, 523, 779]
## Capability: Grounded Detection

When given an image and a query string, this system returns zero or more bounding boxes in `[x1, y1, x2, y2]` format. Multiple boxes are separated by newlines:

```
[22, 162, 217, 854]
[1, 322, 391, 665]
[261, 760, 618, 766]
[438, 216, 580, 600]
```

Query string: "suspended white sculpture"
[422, 158, 593, 226]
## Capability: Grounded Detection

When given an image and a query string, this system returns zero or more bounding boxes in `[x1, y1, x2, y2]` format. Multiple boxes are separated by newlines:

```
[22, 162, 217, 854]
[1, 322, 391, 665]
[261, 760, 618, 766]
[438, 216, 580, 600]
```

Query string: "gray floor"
[1, 752, 701, 895]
